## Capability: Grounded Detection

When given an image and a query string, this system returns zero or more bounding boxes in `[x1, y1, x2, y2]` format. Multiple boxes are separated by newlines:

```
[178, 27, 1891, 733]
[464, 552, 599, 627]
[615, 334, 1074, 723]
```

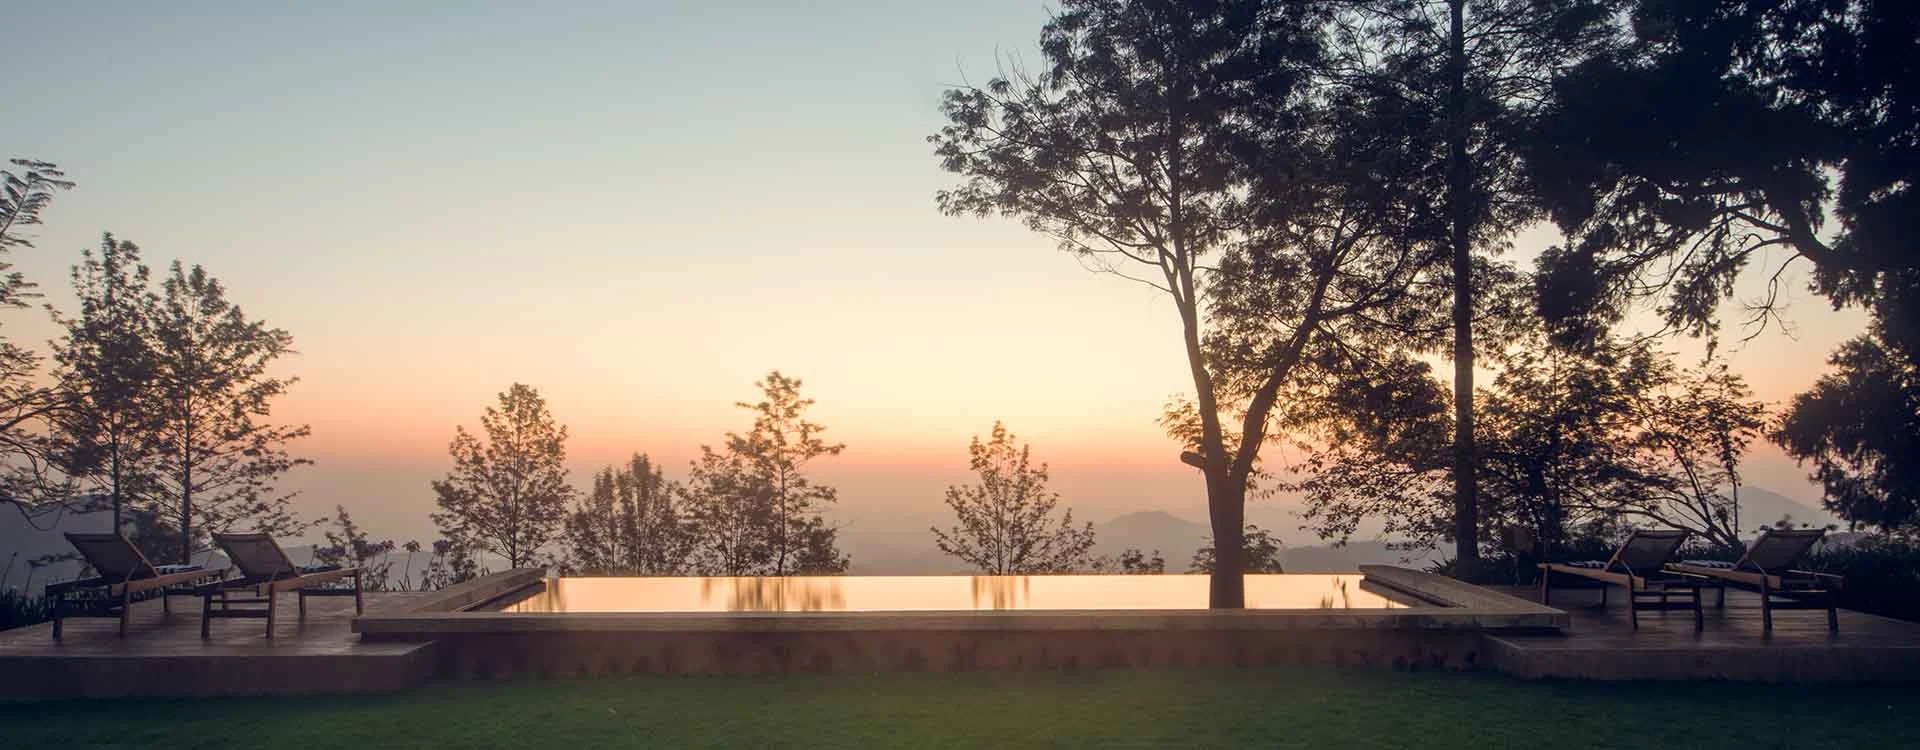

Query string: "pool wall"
[354, 566, 1565, 679]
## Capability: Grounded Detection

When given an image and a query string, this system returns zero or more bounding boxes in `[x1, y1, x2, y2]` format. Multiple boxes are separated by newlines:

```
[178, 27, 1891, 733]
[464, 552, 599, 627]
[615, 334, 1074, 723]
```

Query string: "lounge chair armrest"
[1790, 569, 1845, 588]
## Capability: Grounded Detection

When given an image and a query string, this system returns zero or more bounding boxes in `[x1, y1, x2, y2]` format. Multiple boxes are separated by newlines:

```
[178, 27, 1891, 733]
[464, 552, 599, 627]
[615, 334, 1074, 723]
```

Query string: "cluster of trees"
[934, 0, 1920, 602]
[426, 372, 852, 581]
[0, 161, 310, 566]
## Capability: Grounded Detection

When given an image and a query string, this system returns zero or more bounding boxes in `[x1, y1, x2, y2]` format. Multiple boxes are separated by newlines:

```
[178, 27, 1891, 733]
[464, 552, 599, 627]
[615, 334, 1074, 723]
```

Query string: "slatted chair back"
[64, 533, 157, 582]
[1606, 529, 1689, 575]
[214, 532, 299, 580]
[1739, 528, 1826, 572]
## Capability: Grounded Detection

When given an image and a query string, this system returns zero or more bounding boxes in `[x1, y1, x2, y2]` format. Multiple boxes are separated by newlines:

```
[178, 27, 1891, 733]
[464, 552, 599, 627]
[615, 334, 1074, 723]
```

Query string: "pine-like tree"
[52, 235, 162, 534]
[932, 422, 1096, 574]
[564, 454, 694, 575]
[430, 384, 573, 570]
[148, 261, 311, 563]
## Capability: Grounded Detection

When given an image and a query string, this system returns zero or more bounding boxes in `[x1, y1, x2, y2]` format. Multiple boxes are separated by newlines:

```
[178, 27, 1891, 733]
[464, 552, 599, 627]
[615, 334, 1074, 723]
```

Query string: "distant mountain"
[1092, 510, 1212, 565]
[1737, 486, 1835, 531]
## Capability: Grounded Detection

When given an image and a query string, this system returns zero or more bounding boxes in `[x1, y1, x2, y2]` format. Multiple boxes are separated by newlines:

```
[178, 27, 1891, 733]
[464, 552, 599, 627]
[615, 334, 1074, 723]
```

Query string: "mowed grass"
[4, 668, 1916, 749]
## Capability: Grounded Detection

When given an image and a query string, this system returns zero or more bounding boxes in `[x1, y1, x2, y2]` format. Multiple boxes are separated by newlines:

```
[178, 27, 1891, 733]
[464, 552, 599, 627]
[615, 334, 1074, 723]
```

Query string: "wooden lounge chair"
[48, 533, 223, 640]
[198, 532, 362, 638]
[1668, 528, 1842, 633]
[1539, 529, 1708, 630]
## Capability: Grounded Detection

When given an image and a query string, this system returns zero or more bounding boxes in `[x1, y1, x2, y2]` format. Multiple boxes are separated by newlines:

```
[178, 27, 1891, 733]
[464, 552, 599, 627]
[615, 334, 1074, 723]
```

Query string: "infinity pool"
[492, 574, 1423, 613]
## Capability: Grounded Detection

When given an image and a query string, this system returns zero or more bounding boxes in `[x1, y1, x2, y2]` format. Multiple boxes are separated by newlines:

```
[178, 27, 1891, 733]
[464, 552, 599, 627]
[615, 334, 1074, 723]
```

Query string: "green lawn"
[4, 668, 1915, 749]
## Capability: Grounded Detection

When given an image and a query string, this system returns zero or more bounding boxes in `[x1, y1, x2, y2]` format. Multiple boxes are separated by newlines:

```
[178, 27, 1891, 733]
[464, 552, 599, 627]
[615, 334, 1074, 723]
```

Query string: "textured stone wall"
[433, 628, 1484, 680]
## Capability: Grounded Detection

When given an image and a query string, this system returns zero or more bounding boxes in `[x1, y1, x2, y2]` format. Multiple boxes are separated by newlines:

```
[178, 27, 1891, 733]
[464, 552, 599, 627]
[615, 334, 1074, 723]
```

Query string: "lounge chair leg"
[201, 593, 213, 639]
[1717, 584, 1726, 609]
[1827, 596, 1839, 633]
[298, 590, 307, 620]
[1760, 580, 1773, 635]
[1628, 580, 1638, 630]
[1693, 586, 1703, 632]
[265, 584, 276, 639]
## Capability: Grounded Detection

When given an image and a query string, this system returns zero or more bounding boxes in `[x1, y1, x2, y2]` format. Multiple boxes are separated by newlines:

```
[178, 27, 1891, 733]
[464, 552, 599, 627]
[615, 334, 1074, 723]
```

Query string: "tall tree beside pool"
[51, 235, 163, 536]
[564, 453, 696, 575]
[430, 383, 574, 571]
[682, 371, 848, 576]
[932, 421, 1096, 574]
[146, 260, 312, 565]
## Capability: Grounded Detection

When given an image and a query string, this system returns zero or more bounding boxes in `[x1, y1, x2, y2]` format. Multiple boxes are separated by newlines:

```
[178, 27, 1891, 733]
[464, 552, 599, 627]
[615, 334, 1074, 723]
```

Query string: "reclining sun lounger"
[198, 532, 362, 638]
[48, 533, 223, 640]
[1668, 527, 1841, 633]
[1538, 528, 1707, 630]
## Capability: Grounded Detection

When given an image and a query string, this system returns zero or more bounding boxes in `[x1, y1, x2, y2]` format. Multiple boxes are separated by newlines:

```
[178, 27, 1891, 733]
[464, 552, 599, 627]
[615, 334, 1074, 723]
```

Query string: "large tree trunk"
[1446, 0, 1481, 566]
[1205, 474, 1247, 607]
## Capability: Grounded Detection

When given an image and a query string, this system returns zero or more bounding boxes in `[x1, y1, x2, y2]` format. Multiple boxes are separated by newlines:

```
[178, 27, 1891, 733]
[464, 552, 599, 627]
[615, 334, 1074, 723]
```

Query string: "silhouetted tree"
[420, 538, 479, 590]
[1117, 548, 1166, 574]
[0, 159, 73, 518]
[147, 261, 310, 564]
[936, 0, 1469, 606]
[52, 235, 161, 533]
[1525, 1, 1920, 532]
[430, 384, 573, 570]
[734, 372, 845, 575]
[0, 158, 74, 258]
[1331, 0, 1622, 563]
[1775, 332, 1920, 532]
[681, 444, 770, 576]
[932, 422, 1097, 574]
[683, 372, 849, 575]
[1190, 525, 1285, 573]
[314, 506, 396, 591]
[1296, 340, 1768, 554]
[564, 454, 694, 575]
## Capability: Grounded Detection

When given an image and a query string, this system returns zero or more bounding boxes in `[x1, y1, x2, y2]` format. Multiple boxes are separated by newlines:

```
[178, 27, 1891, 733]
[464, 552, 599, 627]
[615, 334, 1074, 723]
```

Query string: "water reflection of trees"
[701, 577, 846, 612]
[969, 575, 1030, 609]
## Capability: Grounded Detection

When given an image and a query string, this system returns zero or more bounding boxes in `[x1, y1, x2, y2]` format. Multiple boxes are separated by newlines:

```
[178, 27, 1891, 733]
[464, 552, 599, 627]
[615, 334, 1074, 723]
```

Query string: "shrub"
[1806, 535, 1920, 623]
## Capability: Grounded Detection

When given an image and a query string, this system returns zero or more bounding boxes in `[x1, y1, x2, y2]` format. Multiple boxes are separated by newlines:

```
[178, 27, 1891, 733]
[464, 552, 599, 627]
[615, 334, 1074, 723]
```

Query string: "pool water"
[495, 574, 1423, 613]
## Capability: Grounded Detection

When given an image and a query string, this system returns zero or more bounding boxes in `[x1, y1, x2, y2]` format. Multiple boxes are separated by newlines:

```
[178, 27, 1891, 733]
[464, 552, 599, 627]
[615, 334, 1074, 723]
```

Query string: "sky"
[1, 1, 1863, 548]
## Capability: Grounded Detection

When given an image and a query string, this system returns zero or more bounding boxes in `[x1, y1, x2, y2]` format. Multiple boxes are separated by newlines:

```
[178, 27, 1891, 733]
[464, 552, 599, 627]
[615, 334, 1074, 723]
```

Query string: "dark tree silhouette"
[564, 453, 694, 575]
[148, 261, 310, 564]
[1190, 525, 1285, 573]
[1296, 340, 1768, 554]
[932, 422, 1097, 574]
[935, 0, 1469, 605]
[430, 383, 573, 570]
[682, 372, 848, 575]
[1116, 548, 1166, 574]
[1524, 0, 1920, 533]
[1331, 0, 1621, 564]
[314, 506, 396, 591]
[52, 235, 161, 533]
[1775, 332, 1920, 532]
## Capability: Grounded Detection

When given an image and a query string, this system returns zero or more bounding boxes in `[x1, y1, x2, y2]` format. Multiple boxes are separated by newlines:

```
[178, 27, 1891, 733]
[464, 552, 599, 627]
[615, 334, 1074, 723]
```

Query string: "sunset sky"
[3, 1, 1862, 547]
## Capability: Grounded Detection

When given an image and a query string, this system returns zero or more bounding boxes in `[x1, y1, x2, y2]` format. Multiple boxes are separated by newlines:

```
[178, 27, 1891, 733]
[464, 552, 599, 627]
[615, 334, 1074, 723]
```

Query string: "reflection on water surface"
[500, 574, 1419, 613]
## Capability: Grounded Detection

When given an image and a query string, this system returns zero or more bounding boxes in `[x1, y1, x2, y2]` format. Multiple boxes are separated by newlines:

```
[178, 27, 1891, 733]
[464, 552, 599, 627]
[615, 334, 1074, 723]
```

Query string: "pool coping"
[352, 566, 1567, 637]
